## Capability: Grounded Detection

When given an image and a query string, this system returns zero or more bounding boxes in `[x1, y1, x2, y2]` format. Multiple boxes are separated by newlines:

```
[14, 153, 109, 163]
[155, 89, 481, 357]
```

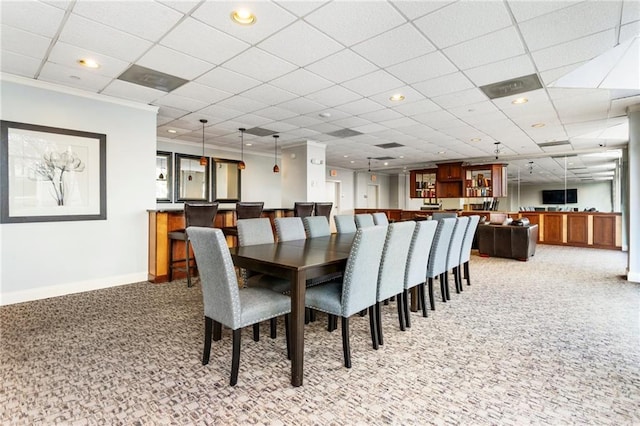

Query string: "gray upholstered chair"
[372, 212, 389, 226]
[355, 213, 375, 228]
[221, 201, 264, 242]
[432, 212, 457, 220]
[187, 227, 291, 386]
[445, 217, 470, 295]
[303, 216, 331, 237]
[304, 225, 387, 368]
[313, 202, 333, 219]
[459, 215, 481, 287]
[426, 218, 456, 308]
[374, 221, 415, 344]
[402, 220, 438, 327]
[168, 202, 218, 287]
[334, 214, 357, 234]
[274, 217, 306, 242]
[293, 202, 314, 218]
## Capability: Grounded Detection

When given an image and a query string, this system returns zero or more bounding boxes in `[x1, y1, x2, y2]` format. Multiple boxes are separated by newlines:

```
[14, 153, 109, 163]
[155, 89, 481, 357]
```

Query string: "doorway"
[367, 184, 379, 209]
[325, 180, 340, 233]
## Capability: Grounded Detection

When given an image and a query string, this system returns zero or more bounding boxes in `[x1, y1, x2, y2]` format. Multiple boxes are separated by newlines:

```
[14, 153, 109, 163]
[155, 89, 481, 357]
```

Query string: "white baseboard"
[0, 272, 149, 306]
[628, 270, 640, 283]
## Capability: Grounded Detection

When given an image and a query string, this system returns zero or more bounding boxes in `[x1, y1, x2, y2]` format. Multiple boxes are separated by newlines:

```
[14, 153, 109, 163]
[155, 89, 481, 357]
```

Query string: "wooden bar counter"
[148, 207, 293, 283]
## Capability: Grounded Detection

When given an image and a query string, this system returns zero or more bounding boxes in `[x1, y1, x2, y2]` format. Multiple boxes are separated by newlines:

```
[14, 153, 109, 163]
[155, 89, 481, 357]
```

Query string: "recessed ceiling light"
[319, 112, 331, 118]
[399, 155, 404, 159]
[231, 9, 256, 25]
[389, 94, 405, 102]
[246, 143, 252, 146]
[383, 162, 389, 166]
[512, 97, 528, 104]
[438, 151, 446, 154]
[470, 138, 482, 142]
[531, 123, 546, 128]
[167, 129, 177, 134]
[343, 155, 349, 158]
[350, 160, 355, 164]
[78, 58, 100, 68]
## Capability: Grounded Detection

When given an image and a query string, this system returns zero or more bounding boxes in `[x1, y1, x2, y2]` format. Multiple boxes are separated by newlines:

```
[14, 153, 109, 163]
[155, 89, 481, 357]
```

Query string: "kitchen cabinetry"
[437, 162, 463, 181]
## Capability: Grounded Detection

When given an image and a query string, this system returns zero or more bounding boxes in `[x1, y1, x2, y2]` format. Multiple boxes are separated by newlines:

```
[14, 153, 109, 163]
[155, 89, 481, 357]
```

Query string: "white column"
[281, 141, 326, 206]
[627, 105, 640, 282]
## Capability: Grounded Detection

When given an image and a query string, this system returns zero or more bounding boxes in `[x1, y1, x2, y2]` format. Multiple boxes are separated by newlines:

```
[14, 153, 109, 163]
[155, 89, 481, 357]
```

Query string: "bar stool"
[222, 202, 265, 243]
[168, 202, 218, 287]
[313, 202, 332, 219]
[293, 202, 314, 218]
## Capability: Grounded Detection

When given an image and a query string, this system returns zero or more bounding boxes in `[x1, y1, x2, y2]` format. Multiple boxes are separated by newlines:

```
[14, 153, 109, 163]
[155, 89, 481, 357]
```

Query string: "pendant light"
[272, 134, 280, 173]
[494, 142, 502, 160]
[238, 128, 246, 170]
[199, 119, 208, 166]
[158, 157, 166, 180]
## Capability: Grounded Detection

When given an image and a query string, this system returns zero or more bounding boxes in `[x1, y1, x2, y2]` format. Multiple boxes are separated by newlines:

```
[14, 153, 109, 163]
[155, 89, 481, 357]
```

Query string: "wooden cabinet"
[410, 169, 437, 199]
[593, 215, 616, 247]
[437, 162, 463, 181]
[465, 164, 507, 198]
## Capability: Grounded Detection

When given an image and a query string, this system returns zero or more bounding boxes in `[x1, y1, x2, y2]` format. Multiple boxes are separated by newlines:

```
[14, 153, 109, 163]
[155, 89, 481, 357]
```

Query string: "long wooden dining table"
[229, 233, 356, 387]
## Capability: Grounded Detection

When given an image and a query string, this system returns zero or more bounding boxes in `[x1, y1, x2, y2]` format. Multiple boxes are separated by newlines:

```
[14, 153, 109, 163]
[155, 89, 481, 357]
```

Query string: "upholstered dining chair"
[372, 212, 389, 226]
[303, 216, 331, 237]
[313, 202, 333, 219]
[304, 225, 387, 368]
[446, 217, 470, 295]
[222, 201, 264, 242]
[425, 218, 456, 308]
[374, 221, 415, 345]
[168, 202, 218, 287]
[334, 214, 357, 234]
[187, 227, 291, 386]
[432, 212, 458, 220]
[402, 220, 438, 327]
[274, 217, 306, 242]
[293, 202, 314, 218]
[459, 215, 481, 287]
[355, 213, 375, 229]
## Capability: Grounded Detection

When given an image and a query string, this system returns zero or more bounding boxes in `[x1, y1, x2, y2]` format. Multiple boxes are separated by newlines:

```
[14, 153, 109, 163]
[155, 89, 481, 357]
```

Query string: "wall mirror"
[156, 151, 172, 202]
[213, 158, 241, 202]
[175, 153, 210, 202]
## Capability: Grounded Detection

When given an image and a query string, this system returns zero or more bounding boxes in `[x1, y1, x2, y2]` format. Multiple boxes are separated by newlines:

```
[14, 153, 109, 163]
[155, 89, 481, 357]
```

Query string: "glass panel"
[175, 154, 210, 202]
[213, 159, 241, 202]
[156, 151, 172, 202]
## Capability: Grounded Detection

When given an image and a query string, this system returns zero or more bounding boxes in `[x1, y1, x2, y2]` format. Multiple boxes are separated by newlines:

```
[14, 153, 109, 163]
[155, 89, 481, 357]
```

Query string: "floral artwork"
[31, 148, 86, 206]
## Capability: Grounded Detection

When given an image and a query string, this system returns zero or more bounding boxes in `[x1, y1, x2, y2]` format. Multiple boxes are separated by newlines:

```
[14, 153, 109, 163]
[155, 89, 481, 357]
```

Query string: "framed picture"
[1, 120, 106, 223]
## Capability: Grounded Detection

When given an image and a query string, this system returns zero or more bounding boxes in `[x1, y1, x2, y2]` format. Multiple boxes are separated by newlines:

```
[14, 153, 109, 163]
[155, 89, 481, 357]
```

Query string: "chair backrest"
[236, 202, 264, 220]
[303, 216, 331, 237]
[274, 217, 306, 242]
[376, 221, 415, 302]
[372, 212, 389, 225]
[355, 213, 375, 229]
[334, 214, 357, 234]
[237, 218, 274, 246]
[293, 202, 314, 218]
[432, 212, 457, 220]
[405, 220, 438, 290]
[446, 217, 470, 270]
[185, 202, 219, 228]
[313, 202, 332, 219]
[340, 226, 387, 317]
[459, 215, 481, 264]
[187, 227, 241, 329]
[426, 218, 456, 278]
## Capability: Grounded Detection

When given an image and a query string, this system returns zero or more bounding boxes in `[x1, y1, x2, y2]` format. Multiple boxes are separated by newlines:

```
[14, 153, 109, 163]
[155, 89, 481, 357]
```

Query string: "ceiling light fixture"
[199, 119, 208, 166]
[494, 142, 502, 159]
[167, 129, 177, 134]
[238, 128, 246, 170]
[319, 112, 331, 118]
[367, 157, 372, 172]
[389, 94, 405, 101]
[512, 97, 528, 104]
[470, 138, 482, 142]
[531, 122, 546, 128]
[231, 9, 256, 25]
[78, 58, 100, 68]
[272, 134, 280, 173]
[528, 161, 534, 174]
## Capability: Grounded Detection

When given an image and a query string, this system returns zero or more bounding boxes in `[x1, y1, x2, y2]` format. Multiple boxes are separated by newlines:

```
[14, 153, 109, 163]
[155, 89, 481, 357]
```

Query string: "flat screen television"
[542, 189, 577, 204]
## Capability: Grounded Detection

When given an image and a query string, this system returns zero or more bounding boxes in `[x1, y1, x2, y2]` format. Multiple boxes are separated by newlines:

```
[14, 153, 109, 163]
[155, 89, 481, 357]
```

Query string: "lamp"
[272, 134, 279, 173]
[158, 157, 166, 180]
[367, 157, 371, 172]
[528, 161, 534, 174]
[199, 119, 208, 166]
[494, 142, 502, 160]
[238, 128, 246, 170]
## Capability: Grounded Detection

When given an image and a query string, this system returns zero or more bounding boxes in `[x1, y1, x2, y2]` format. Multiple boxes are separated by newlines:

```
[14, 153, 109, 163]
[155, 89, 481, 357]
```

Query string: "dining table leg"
[290, 270, 306, 387]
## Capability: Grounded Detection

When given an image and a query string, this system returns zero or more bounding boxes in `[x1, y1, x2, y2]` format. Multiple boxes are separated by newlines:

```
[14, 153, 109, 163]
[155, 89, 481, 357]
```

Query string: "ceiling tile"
[259, 21, 343, 67]
[531, 30, 617, 72]
[351, 24, 435, 68]
[506, 1, 578, 23]
[137, 45, 213, 80]
[216, 95, 269, 114]
[1, 24, 51, 59]
[153, 93, 210, 112]
[0, 1, 65, 37]
[48, 41, 130, 78]
[161, 17, 250, 66]
[253, 106, 298, 121]
[622, 0, 640, 24]
[305, 49, 377, 83]
[277, 97, 326, 115]
[305, 1, 406, 46]
[241, 84, 298, 105]
[59, 14, 152, 62]
[358, 108, 403, 122]
[390, 99, 441, 116]
[342, 70, 404, 97]
[443, 26, 525, 70]
[619, 20, 640, 43]
[306, 85, 362, 107]
[72, 1, 183, 41]
[413, 72, 474, 98]
[539, 62, 587, 86]
[335, 98, 385, 116]
[38, 62, 112, 92]
[171, 82, 233, 104]
[274, 1, 328, 17]
[196, 67, 261, 94]
[270, 69, 333, 96]
[378, 116, 419, 129]
[432, 88, 488, 109]
[392, 1, 454, 20]
[157, 105, 190, 120]
[386, 51, 458, 84]
[465, 54, 536, 86]
[158, 1, 200, 14]
[411, 109, 457, 127]
[101, 80, 166, 103]
[231, 113, 274, 128]
[414, 1, 512, 49]
[197, 104, 243, 122]
[368, 86, 425, 107]
[223, 47, 297, 82]
[1, 50, 43, 78]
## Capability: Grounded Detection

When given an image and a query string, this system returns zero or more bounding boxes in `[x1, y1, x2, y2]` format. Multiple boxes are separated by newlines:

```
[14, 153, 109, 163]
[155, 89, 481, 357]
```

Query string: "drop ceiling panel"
[196, 67, 261, 94]
[444, 26, 526, 70]
[170, 82, 233, 104]
[378, 116, 418, 129]
[48, 42, 130, 78]
[270, 69, 333, 96]
[305, 49, 378, 84]
[215, 95, 269, 114]
[413, 72, 474, 98]
[223, 47, 297, 82]
[352, 24, 435, 68]
[157, 105, 190, 120]
[277, 97, 325, 115]
[137, 45, 214, 80]
[241, 84, 298, 105]
[281, 114, 324, 128]
[387, 51, 458, 84]
[253, 106, 298, 121]
[153, 93, 210, 112]
[158, 1, 200, 14]
[101, 80, 166, 103]
[411, 109, 458, 127]
[465, 55, 536, 86]
[539, 62, 586, 86]
[195, 104, 243, 122]
[392, 1, 454, 20]
[274, 1, 328, 18]
[0, 50, 41, 78]
[232, 113, 274, 128]
[369, 86, 425, 107]
[391, 99, 441, 116]
[1, 25, 52, 59]
[531, 30, 617, 72]
[335, 98, 385, 115]
[306, 85, 362, 107]
[358, 108, 403, 123]
[506, 1, 577, 23]
[0, 1, 65, 37]
[342, 70, 404, 97]
[432, 88, 488, 109]
[38, 62, 112, 92]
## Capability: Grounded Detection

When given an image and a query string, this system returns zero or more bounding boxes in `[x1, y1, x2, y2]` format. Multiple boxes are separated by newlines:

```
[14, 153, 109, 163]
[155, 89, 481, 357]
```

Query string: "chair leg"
[419, 283, 428, 318]
[327, 314, 335, 332]
[369, 305, 378, 350]
[213, 320, 222, 341]
[465, 261, 471, 286]
[341, 316, 351, 368]
[253, 323, 259, 342]
[454, 266, 460, 294]
[376, 302, 384, 346]
[458, 265, 463, 292]
[403, 288, 411, 329]
[284, 314, 291, 361]
[185, 239, 192, 287]
[309, 309, 317, 322]
[203, 316, 212, 365]
[305, 308, 310, 324]
[270, 318, 277, 339]
[439, 274, 447, 302]
[359, 309, 367, 317]
[230, 329, 241, 386]
[428, 278, 435, 310]
[442, 272, 450, 301]
[397, 292, 406, 331]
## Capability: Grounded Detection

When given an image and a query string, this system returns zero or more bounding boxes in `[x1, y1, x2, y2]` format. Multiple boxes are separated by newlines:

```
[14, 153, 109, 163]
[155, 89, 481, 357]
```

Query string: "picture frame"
[1, 120, 107, 223]
[174, 153, 210, 202]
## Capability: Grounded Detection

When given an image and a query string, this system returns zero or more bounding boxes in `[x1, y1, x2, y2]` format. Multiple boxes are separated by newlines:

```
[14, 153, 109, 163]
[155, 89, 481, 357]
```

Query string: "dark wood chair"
[293, 202, 314, 218]
[168, 202, 218, 287]
[222, 202, 265, 242]
[313, 202, 332, 219]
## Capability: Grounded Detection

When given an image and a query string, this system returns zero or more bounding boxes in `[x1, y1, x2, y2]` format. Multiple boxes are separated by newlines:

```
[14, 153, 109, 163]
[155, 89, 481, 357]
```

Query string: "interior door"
[367, 184, 379, 209]
[325, 180, 340, 233]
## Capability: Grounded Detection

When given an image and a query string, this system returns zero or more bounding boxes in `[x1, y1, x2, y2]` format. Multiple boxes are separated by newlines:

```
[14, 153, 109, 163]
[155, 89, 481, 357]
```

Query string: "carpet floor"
[1, 245, 638, 425]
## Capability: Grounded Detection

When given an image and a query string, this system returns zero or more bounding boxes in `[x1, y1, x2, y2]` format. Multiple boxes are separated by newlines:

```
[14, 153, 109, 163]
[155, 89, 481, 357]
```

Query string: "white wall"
[325, 166, 355, 214]
[1, 77, 157, 305]
[354, 172, 390, 209]
[507, 181, 614, 212]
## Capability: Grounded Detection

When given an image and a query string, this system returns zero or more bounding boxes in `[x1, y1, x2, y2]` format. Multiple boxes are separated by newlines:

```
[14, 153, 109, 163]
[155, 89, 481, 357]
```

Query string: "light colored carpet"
[1, 245, 638, 425]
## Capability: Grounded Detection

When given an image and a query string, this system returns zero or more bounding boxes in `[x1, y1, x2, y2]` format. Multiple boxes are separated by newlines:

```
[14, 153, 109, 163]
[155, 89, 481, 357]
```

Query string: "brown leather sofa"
[477, 222, 539, 261]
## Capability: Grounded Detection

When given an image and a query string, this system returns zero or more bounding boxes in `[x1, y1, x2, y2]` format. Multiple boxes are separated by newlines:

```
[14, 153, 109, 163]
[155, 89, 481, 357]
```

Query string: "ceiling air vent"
[480, 74, 543, 99]
[328, 128, 363, 138]
[117, 64, 188, 92]
[537, 140, 571, 147]
[375, 142, 404, 149]
[244, 127, 278, 137]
